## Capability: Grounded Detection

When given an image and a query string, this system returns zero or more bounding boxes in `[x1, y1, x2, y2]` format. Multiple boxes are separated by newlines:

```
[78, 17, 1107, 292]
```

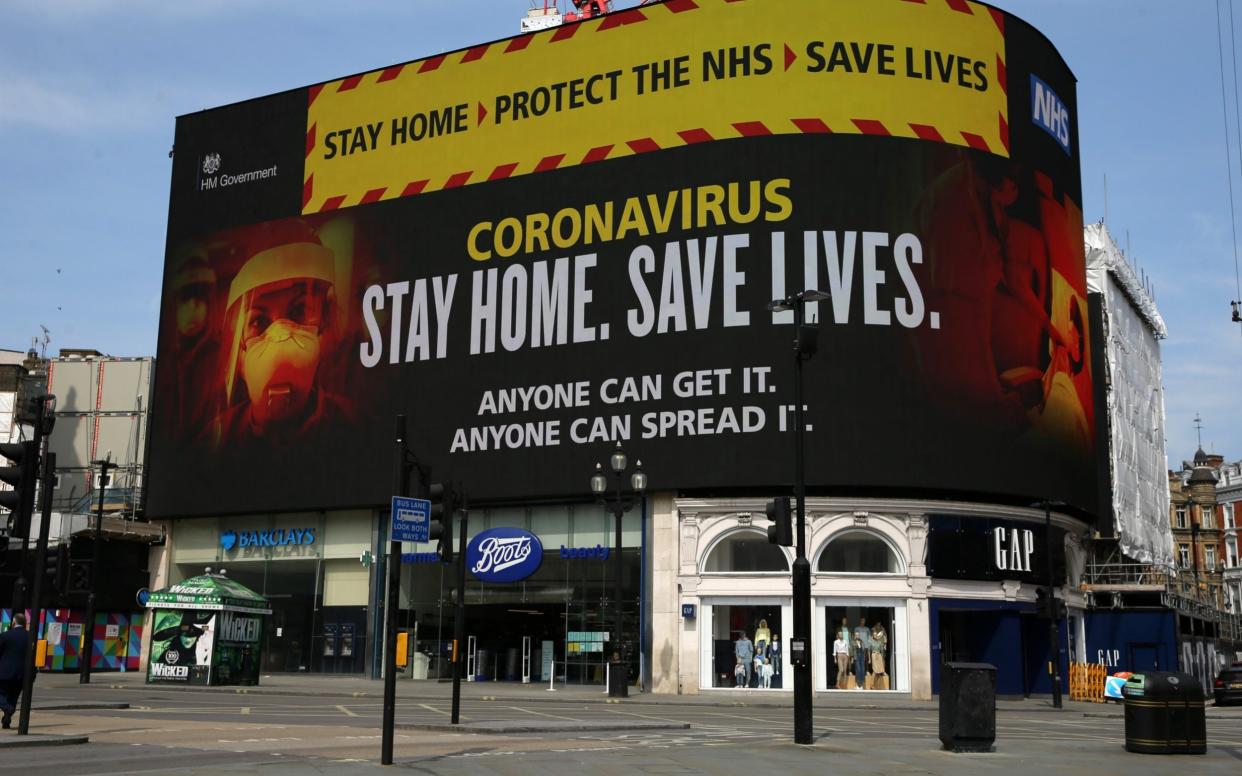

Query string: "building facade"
[652, 496, 1087, 699]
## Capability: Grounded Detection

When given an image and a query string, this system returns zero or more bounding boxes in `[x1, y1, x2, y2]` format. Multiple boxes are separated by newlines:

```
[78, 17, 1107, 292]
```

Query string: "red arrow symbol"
[784, 43, 797, 72]
[478, 101, 488, 126]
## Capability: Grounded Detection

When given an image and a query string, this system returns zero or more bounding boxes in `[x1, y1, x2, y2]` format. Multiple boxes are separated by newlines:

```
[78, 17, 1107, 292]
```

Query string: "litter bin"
[1122, 671, 1206, 754]
[939, 662, 996, 752]
[608, 653, 628, 698]
[411, 652, 429, 680]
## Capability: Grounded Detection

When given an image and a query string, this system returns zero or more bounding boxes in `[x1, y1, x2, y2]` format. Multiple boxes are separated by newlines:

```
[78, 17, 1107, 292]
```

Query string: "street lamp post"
[767, 288, 828, 746]
[1039, 499, 1064, 710]
[80, 454, 113, 684]
[590, 442, 647, 699]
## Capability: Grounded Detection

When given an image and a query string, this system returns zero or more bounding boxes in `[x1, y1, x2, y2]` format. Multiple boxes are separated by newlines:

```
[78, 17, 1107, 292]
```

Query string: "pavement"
[40, 669, 1242, 717]
[4, 674, 1242, 774]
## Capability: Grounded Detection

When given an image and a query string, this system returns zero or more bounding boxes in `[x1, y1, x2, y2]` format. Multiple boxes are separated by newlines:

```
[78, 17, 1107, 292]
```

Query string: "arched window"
[703, 531, 789, 573]
[818, 531, 900, 574]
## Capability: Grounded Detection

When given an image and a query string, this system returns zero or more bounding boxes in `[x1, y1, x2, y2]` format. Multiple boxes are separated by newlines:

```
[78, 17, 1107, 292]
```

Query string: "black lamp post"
[590, 442, 646, 698]
[767, 288, 828, 746]
[80, 454, 113, 684]
[1036, 499, 1065, 710]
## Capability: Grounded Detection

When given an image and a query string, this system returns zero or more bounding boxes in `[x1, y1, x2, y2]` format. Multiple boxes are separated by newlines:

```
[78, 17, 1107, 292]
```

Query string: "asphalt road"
[4, 686, 1242, 775]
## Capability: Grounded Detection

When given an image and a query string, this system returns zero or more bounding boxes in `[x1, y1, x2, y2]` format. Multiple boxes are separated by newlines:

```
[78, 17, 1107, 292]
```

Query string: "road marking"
[336, 704, 358, 718]
[696, 711, 781, 724]
[507, 705, 580, 721]
[419, 703, 456, 718]
[600, 708, 686, 724]
[240, 707, 250, 715]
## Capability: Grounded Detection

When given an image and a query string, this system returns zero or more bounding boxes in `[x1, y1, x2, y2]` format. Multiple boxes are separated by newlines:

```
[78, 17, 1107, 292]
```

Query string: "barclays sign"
[221, 527, 316, 551]
[466, 527, 543, 583]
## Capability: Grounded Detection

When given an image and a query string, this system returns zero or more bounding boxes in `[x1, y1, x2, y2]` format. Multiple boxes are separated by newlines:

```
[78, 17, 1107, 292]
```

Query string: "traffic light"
[766, 497, 792, 546]
[0, 441, 38, 536]
[44, 545, 67, 592]
[1035, 588, 1049, 617]
[1035, 588, 1066, 619]
[69, 561, 91, 593]
[428, 482, 457, 563]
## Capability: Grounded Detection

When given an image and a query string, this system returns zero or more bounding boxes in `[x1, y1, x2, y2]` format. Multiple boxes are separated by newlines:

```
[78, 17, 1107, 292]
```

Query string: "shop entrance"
[405, 546, 641, 686]
[184, 559, 321, 674]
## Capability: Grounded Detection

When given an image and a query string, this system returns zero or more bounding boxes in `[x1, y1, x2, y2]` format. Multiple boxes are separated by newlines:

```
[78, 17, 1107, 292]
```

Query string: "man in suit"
[0, 613, 31, 729]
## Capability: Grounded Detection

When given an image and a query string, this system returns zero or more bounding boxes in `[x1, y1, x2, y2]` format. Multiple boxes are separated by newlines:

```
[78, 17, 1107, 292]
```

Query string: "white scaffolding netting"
[1085, 223, 1173, 566]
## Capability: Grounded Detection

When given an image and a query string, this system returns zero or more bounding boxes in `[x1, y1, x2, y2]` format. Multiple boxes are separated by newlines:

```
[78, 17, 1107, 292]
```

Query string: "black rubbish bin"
[939, 662, 996, 753]
[1122, 671, 1206, 754]
[608, 656, 628, 698]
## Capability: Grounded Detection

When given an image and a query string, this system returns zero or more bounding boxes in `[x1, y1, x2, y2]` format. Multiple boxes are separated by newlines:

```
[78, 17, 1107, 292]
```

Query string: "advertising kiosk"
[146, 569, 271, 686]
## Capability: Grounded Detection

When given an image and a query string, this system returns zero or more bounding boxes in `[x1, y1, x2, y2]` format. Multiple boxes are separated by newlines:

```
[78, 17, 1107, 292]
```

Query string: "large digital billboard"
[149, 0, 1095, 517]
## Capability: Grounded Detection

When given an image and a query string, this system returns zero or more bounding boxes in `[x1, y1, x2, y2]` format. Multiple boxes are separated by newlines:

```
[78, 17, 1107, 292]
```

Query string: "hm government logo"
[198, 152, 278, 193]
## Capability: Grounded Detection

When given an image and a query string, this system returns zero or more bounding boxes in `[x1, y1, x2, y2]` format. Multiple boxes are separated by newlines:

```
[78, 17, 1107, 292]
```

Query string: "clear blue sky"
[2, 0, 1238, 467]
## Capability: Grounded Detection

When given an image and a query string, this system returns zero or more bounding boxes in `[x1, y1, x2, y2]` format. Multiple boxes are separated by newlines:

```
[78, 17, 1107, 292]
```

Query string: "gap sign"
[391, 496, 430, 543]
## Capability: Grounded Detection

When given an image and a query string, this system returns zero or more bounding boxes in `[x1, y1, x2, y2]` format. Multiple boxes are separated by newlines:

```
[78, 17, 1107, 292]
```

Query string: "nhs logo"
[1031, 74, 1071, 155]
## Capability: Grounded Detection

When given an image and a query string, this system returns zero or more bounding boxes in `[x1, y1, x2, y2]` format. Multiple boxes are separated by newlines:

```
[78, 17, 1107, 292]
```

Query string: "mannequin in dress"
[870, 622, 889, 688]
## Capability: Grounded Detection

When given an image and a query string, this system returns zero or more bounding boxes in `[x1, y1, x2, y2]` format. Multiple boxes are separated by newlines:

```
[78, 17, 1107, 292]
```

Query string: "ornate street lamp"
[590, 442, 647, 698]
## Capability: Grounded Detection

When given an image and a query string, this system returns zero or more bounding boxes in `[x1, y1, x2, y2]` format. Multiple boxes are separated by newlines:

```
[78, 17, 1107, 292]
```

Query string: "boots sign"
[926, 515, 1065, 584]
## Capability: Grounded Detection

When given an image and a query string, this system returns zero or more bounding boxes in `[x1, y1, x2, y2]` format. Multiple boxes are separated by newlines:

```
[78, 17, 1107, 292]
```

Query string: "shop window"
[826, 606, 896, 690]
[703, 531, 789, 573]
[709, 604, 784, 689]
[818, 531, 900, 574]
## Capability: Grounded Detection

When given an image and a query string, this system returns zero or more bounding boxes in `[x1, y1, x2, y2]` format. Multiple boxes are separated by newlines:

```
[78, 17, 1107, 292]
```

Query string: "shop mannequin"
[853, 618, 870, 689]
[753, 619, 772, 652]
[833, 631, 850, 689]
[734, 632, 754, 688]
[870, 622, 889, 690]
[769, 635, 781, 676]
[760, 657, 774, 689]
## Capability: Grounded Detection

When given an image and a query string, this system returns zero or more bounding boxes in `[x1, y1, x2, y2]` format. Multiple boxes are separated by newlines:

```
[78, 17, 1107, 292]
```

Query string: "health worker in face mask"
[213, 232, 352, 447]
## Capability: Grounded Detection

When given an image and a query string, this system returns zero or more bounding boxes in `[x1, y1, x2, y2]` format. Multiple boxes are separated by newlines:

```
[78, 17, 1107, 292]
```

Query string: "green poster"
[148, 609, 215, 684]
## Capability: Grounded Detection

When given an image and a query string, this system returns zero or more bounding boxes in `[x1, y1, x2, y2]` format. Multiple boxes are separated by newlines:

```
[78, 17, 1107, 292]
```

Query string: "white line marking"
[335, 704, 358, 718]
[507, 705, 580, 721]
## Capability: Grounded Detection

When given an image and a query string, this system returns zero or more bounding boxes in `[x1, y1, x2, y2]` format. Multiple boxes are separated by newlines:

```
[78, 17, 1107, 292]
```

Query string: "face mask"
[242, 318, 320, 428]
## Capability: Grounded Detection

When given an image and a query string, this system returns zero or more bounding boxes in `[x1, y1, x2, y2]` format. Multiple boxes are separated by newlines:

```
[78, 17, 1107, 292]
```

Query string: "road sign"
[391, 496, 430, 543]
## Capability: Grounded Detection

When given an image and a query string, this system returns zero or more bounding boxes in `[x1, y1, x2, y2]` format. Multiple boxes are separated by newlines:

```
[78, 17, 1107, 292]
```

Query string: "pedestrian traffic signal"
[428, 482, 457, 563]
[766, 497, 792, 546]
[0, 441, 39, 535]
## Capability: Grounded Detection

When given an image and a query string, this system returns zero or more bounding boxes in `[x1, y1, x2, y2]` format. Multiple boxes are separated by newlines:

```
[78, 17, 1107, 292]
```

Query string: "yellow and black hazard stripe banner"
[302, 0, 1008, 213]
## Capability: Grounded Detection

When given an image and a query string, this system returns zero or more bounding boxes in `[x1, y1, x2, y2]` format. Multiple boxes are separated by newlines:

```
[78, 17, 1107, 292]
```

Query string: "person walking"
[0, 613, 31, 729]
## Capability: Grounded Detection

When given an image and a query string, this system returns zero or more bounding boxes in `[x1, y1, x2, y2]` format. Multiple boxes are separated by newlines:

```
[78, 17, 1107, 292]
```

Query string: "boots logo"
[467, 528, 543, 583]
[202, 152, 222, 175]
